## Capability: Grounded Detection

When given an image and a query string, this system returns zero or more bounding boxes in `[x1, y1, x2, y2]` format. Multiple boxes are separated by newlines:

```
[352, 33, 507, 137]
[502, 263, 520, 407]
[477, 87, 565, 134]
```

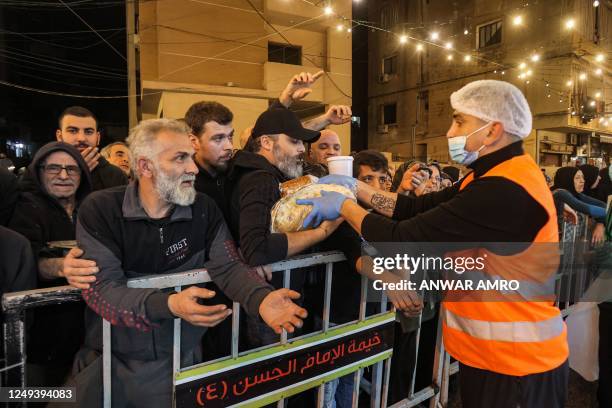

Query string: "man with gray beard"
[69, 118, 309, 407]
[227, 108, 343, 347]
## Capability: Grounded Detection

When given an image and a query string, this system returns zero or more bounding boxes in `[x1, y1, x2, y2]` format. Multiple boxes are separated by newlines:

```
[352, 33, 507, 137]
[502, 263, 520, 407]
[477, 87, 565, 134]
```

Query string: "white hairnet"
[450, 80, 533, 139]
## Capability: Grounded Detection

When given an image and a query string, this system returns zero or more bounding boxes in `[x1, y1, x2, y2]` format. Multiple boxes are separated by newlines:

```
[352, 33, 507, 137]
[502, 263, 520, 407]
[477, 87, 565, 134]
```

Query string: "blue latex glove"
[317, 174, 357, 191]
[296, 190, 350, 229]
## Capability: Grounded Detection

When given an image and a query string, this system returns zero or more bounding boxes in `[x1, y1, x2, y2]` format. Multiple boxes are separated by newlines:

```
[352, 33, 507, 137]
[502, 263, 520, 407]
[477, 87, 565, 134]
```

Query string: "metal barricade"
[2, 251, 395, 407]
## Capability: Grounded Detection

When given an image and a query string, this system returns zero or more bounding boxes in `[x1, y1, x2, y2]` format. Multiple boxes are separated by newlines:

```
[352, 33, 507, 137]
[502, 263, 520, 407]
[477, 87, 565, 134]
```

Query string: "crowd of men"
[0, 73, 610, 408]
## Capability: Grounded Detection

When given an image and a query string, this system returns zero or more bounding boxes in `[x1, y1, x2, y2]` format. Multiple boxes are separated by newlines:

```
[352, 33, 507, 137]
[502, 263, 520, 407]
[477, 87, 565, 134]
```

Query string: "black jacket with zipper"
[8, 141, 92, 366]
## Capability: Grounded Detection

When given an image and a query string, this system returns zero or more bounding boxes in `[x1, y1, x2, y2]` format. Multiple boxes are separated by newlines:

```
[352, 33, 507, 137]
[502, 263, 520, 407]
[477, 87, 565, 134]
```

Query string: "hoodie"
[226, 150, 290, 267]
[19, 149, 126, 193]
[9, 142, 92, 259]
[7, 142, 92, 369]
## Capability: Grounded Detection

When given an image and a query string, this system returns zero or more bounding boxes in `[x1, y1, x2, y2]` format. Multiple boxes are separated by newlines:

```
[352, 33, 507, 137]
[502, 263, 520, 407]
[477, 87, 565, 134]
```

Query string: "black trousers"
[459, 360, 569, 408]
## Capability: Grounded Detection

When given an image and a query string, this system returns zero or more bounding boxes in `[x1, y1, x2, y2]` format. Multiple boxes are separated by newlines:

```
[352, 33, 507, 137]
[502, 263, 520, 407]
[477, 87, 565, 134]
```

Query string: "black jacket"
[71, 182, 273, 407]
[7, 142, 92, 365]
[0, 167, 18, 226]
[361, 142, 550, 244]
[9, 142, 92, 259]
[194, 160, 230, 223]
[0, 226, 36, 303]
[226, 150, 289, 266]
[91, 156, 127, 191]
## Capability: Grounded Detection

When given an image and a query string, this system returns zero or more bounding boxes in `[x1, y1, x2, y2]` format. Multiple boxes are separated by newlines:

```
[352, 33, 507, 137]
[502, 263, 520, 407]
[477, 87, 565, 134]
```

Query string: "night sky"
[0, 0, 128, 166]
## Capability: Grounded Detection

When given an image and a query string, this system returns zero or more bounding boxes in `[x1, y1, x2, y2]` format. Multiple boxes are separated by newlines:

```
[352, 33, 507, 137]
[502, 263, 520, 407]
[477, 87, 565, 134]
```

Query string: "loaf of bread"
[279, 175, 318, 198]
[271, 183, 355, 233]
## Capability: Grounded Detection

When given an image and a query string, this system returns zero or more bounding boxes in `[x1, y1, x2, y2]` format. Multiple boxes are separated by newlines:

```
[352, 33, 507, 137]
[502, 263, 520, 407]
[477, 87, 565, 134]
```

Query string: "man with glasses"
[8, 141, 93, 387]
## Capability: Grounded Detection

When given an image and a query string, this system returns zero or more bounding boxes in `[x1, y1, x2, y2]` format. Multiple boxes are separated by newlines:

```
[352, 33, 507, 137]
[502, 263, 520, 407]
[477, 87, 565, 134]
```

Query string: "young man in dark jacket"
[8, 141, 93, 386]
[69, 118, 307, 407]
[55, 106, 127, 191]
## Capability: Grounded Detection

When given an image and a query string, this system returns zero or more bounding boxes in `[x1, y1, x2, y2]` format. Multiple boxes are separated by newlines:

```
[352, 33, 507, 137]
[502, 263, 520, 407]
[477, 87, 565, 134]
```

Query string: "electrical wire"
[57, 0, 126, 61]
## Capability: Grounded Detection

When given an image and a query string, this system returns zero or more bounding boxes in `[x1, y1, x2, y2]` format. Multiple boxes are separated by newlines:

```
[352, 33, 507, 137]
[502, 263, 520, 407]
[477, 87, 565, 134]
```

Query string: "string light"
[445, 42, 453, 49]
[595, 68, 602, 76]
[595, 53, 604, 62]
[513, 16, 523, 26]
[530, 54, 540, 62]
[347, 28, 352, 33]
[324, 6, 333, 15]
[430, 32, 440, 41]
[579, 73, 587, 81]
[447, 54, 453, 61]
[526, 69, 533, 76]
[589, 101, 596, 107]
[501, 71, 505, 75]
[519, 62, 527, 69]
[593, 1, 600, 7]
[565, 18, 575, 30]
[336, 24, 344, 31]
[566, 80, 573, 87]
[416, 43, 424, 52]
[595, 92, 601, 98]
[399, 35, 408, 44]
[464, 29, 469, 35]
[464, 55, 471, 62]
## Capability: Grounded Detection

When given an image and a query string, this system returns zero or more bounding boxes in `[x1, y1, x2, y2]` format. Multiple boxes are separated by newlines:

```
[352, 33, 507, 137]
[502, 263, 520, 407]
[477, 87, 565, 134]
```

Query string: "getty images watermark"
[357, 241, 612, 303]
[370, 252, 520, 292]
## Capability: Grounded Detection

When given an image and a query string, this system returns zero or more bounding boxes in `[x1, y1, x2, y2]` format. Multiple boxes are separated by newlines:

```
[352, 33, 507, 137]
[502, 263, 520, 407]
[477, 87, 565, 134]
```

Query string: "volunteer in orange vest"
[296, 80, 569, 408]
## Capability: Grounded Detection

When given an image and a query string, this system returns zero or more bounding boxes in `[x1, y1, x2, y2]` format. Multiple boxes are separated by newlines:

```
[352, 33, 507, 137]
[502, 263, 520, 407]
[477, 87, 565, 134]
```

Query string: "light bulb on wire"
[399, 35, 408, 44]
[595, 54, 604, 62]
[531, 54, 540, 62]
[513, 16, 523, 26]
[464, 55, 472, 62]
[445, 42, 453, 49]
[324, 6, 333, 15]
[416, 43, 424, 52]
[565, 18, 575, 30]
[430, 32, 439, 41]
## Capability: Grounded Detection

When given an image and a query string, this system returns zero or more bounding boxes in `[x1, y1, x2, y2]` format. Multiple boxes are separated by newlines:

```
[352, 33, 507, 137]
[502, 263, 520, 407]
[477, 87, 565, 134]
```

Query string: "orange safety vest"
[442, 153, 569, 376]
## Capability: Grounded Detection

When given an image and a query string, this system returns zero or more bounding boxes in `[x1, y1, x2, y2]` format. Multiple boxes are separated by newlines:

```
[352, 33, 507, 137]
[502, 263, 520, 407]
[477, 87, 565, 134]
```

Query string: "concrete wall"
[367, 0, 612, 163]
[138, 0, 352, 154]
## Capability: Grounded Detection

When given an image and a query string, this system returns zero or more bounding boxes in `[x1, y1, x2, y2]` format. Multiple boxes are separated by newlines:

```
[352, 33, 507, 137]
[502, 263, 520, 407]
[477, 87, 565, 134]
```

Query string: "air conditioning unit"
[377, 124, 389, 133]
[379, 73, 391, 83]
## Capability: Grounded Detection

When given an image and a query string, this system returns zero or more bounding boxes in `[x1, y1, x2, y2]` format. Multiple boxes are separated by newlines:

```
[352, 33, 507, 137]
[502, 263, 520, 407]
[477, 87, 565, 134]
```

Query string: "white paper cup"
[327, 156, 354, 177]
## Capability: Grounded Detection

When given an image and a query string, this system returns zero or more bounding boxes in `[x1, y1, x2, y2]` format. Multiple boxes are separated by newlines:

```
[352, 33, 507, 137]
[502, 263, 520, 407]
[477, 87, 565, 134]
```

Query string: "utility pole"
[126, 0, 140, 128]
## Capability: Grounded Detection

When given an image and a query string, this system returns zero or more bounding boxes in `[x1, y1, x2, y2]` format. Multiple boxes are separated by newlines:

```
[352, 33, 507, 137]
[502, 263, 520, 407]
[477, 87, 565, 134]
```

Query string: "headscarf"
[578, 164, 599, 197]
[552, 166, 580, 197]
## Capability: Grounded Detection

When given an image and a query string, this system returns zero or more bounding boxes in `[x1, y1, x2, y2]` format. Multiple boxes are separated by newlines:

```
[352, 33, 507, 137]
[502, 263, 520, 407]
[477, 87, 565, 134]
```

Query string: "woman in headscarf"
[578, 164, 601, 198]
[552, 166, 606, 244]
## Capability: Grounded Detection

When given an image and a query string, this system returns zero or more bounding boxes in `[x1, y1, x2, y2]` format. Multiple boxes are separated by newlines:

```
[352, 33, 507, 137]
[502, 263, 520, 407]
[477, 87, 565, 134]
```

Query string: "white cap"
[450, 80, 533, 139]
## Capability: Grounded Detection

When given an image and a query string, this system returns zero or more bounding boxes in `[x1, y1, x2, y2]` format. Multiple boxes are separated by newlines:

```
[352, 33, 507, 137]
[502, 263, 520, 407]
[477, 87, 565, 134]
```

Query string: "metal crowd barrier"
[557, 215, 595, 317]
[2, 251, 399, 407]
[3, 218, 599, 408]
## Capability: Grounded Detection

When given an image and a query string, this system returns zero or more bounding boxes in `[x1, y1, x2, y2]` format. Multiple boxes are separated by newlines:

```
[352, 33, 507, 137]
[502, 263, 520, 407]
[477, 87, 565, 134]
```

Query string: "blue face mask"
[447, 121, 492, 165]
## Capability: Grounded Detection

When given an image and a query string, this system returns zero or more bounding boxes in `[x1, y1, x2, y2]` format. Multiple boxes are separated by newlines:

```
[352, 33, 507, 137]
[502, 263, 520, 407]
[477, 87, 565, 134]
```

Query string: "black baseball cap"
[251, 108, 320, 142]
